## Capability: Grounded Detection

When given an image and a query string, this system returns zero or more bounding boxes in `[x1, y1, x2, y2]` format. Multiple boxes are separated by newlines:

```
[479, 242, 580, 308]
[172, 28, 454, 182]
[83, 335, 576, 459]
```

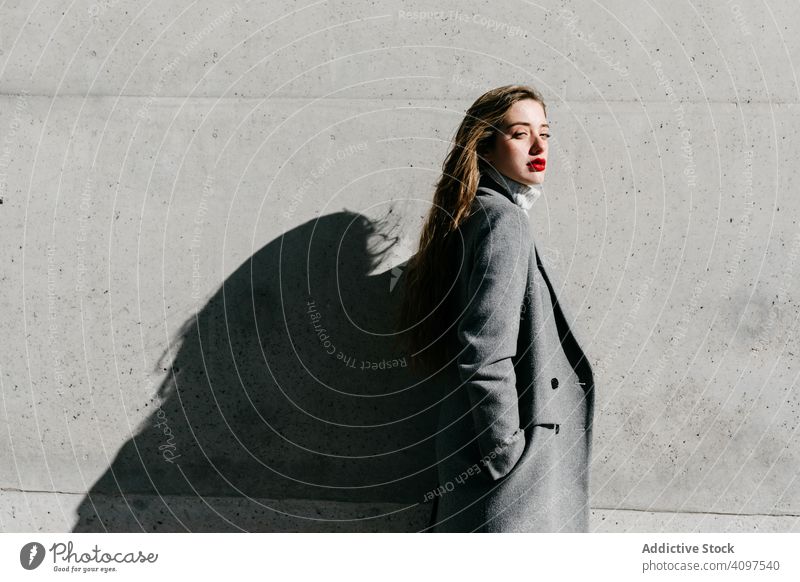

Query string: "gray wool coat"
[428, 172, 595, 533]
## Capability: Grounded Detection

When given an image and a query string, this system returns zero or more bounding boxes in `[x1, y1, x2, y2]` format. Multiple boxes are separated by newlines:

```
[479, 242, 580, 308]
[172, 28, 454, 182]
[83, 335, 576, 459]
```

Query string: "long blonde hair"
[396, 84, 547, 375]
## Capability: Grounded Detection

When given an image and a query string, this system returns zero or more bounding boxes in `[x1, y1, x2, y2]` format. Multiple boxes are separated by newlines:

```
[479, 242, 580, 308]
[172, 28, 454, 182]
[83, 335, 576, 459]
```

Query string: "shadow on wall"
[72, 211, 440, 532]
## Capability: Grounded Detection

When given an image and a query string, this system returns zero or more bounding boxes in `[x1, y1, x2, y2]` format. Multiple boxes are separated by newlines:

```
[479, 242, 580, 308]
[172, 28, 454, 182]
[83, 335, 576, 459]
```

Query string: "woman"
[397, 85, 595, 532]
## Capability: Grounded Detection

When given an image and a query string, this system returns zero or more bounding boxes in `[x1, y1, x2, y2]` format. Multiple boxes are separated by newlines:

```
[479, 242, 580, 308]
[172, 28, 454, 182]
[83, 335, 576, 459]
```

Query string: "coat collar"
[477, 165, 542, 212]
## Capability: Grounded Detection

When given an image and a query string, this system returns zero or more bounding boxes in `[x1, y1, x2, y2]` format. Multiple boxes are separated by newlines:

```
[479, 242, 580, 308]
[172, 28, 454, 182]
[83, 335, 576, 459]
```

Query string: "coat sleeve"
[455, 205, 530, 481]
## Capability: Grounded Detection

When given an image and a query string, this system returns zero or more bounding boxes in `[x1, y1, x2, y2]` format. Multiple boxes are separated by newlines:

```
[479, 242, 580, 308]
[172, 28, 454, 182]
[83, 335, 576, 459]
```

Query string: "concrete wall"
[2, 0, 799, 532]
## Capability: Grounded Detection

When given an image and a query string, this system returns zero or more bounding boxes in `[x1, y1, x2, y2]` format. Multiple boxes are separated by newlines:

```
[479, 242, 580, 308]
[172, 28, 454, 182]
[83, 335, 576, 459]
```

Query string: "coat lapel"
[477, 172, 594, 391]
[533, 245, 594, 391]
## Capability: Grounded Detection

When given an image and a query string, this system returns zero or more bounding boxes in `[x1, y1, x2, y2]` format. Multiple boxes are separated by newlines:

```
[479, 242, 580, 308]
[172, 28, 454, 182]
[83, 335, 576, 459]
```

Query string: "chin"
[520, 175, 544, 186]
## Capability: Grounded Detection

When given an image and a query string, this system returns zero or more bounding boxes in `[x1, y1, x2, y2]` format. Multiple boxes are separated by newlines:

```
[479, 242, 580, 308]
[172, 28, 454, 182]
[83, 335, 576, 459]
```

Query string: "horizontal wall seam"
[1, 489, 797, 518]
[593, 505, 800, 518]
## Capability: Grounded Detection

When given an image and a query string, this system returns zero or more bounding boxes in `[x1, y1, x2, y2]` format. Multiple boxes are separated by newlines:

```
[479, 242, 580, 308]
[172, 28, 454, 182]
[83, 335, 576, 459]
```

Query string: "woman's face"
[483, 99, 549, 186]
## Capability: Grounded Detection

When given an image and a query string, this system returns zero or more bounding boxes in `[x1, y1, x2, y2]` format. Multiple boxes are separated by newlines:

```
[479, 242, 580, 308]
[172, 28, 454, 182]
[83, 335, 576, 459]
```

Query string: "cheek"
[498, 140, 526, 160]
[493, 139, 531, 166]
[509, 141, 531, 160]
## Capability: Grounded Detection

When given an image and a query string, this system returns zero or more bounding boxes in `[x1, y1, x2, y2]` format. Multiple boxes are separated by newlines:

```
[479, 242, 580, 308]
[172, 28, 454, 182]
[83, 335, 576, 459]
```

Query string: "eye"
[540, 133, 551, 139]
[512, 131, 527, 138]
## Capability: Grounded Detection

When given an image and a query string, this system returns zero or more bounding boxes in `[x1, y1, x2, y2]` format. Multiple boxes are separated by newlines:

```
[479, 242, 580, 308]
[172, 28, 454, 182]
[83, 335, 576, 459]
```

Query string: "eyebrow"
[505, 121, 550, 130]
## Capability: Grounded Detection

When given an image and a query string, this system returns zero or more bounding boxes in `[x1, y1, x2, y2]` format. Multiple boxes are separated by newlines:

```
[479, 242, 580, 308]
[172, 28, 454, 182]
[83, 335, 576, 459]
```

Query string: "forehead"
[503, 99, 547, 128]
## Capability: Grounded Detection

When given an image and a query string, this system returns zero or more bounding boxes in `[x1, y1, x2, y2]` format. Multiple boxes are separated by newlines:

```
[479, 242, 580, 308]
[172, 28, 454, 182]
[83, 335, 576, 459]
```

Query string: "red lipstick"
[528, 158, 546, 172]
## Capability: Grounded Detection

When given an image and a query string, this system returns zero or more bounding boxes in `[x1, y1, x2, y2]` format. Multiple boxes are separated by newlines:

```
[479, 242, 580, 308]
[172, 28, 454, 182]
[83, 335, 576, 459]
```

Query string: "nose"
[529, 136, 545, 155]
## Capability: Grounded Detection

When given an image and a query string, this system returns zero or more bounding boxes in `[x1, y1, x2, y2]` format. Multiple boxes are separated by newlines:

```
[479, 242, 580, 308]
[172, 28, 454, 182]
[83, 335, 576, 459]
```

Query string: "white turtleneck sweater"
[481, 163, 542, 213]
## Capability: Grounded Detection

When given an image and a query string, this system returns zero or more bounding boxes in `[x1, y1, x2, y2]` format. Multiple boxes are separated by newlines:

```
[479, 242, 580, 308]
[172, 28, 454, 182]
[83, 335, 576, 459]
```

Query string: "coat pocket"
[478, 426, 526, 481]
[534, 423, 560, 434]
[518, 422, 560, 465]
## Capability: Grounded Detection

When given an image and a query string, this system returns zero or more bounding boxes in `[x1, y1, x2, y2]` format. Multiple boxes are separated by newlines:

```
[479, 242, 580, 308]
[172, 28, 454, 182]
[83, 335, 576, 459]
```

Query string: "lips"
[528, 158, 546, 172]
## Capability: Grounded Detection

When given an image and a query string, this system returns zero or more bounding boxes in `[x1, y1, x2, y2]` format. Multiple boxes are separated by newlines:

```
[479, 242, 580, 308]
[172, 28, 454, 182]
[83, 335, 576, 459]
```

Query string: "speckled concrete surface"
[1, 1, 799, 532]
[592, 509, 800, 533]
[0, 490, 432, 532]
[3, 491, 797, 533]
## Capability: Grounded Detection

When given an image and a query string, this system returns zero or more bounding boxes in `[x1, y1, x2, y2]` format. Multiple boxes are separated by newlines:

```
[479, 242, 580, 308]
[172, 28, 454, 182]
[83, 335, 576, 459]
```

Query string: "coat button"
[551, 377, 559, 389]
